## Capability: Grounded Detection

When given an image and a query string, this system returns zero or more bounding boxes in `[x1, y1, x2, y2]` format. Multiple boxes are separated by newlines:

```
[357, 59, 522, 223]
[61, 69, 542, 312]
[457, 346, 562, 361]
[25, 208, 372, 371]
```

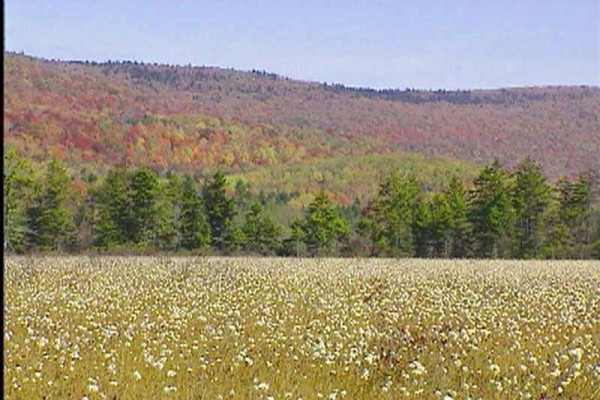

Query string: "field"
[4, 257, 600, 399]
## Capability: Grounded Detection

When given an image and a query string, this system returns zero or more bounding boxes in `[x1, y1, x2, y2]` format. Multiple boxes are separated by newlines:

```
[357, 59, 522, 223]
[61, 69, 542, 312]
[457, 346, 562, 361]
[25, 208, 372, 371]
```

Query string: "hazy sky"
[5, 0, 599, 89]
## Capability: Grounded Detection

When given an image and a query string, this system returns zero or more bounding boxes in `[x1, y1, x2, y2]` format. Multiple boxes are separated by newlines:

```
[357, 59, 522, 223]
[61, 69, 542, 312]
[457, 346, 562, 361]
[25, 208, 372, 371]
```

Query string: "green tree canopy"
[93, 166, 130, 249]
[555, 175, 592, 258]
[242, 202, 281, 255]
[444, 175, 470, 258]
[427, 193, 453, 257]
[154, 172, 182, 251]
[302, 191, 348, 256]
[360, 171, 421, 256]
[26, 159, 72, 251]
[129, 166, 160, 246]
[3, 149, 34, 253]
[281, 218, 305, 257]
[179, 175, 210, 252]
[512, 158, 551, 259]
[468, 160, 515, 258]
[203, 170, 236, 250]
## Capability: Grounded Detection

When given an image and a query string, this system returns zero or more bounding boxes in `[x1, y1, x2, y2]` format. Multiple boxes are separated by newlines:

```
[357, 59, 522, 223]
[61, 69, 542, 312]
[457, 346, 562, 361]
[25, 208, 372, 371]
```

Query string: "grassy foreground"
[4, 257, 600, 399]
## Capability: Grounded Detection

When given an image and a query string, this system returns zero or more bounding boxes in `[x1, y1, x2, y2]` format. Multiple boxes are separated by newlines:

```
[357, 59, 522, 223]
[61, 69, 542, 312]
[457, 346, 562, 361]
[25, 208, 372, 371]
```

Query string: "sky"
[4, 0, 599, 89]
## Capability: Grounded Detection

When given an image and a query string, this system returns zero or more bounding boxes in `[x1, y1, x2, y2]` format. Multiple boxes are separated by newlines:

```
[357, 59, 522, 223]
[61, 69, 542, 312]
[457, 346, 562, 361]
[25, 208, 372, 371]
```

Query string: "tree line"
[4, 150, 599, 258]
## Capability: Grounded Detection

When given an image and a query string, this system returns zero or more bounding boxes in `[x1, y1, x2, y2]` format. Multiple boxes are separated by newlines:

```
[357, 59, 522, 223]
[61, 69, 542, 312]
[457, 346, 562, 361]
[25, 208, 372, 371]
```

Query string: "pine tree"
[468, 160, 515, 258]
[557, 175, 592, 258]
[72, 188, 96, 252]
[242, 203, 262, 253]
[445, 175, 470, 258]
[258, 216, 280, 255]
[154, 172, 181, 251]
[179, 175, 210, 251]
[281, 218, 305, 256]
[93, 166, 130, 249]
[542, 179, 571, 259]
[427, 193, 452, 257]
[203, 170, 236, 250]
[129, 166, 159, 246]
[302, 191, 348, 256]
[412, 196, 431, 257]
[570, 175, 592, 245]
[234, 179, 252, 210]
[242, 202, 281, 255]
[512, 158, 551, 259]
[26, 159, 72, 251]
[221, 219, 242, 254]
[361, 171, 421, 256]
[3, 149, 34, 253]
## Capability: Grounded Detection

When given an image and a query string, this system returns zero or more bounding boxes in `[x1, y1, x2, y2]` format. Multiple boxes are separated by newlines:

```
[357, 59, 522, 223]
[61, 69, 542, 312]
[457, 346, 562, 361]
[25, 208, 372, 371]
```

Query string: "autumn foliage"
[4, 52, 599, 183]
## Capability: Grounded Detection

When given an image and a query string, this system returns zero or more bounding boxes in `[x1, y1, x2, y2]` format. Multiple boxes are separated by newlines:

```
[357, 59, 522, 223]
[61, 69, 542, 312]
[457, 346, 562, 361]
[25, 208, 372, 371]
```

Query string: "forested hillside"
[4, 52, 600, 257]
[4, 52, 600, 185]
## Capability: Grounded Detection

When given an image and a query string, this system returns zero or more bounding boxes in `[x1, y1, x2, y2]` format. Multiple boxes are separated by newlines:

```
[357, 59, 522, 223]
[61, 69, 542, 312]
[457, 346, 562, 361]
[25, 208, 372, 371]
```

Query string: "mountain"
[4, 52, 600, 197]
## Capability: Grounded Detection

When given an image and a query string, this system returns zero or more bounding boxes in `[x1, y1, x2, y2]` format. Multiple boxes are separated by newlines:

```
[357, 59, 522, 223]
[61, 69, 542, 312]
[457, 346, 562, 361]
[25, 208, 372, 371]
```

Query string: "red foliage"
[4, 52, 599, 179]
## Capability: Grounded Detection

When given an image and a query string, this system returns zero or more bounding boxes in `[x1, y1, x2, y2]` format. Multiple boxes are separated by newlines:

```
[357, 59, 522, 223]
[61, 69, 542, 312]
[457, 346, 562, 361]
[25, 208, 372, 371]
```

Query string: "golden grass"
[4, 257, 600, 399]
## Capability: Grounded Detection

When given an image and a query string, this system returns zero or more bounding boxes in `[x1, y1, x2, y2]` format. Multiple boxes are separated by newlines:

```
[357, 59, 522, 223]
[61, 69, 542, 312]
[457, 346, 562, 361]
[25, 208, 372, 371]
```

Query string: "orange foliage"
[4, 52, 599, 180]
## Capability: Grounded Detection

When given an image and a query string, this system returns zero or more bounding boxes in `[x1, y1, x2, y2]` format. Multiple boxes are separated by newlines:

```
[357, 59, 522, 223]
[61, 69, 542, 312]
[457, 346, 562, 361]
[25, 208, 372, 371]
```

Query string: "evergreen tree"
[26, 159, 72, 251]
[340, 197, 363, 231]
[361, 171, 420, 256]
[4, 150, 599, 258]
[281, 218, 306, 256]
[542, 179, 571, 259]
[468, 160, 514, 258]
[412, 195, 431, 257]
[154, 172, 181, 251]
[444, 175, 470, 257]
[302, 191, 348, 256]
[243, 202, 265, 253]
[93, 166, 131, 249]
[129, 166, 159, 246]
[557, 175, 592, 258]
[242, 202, 281, 255]
[221, 219, 242, 254]
[427, 193, 453, 257]
[72, 189, 95, 252]
[233, 179, 252, 211]
[340, 198, 367, 256]
[512, 158, 551, 259]
[591, 210, 600, 259]
[592, 238, 600, 259]
[3, 149, 34, 253]
[590, 206, 600, 259]
[569, 175, 592, 245]
[179, 175, 210, 251]
[258, 216, 281, 255]
[68, 170, 101, 252]
[203, 170, 236, 250]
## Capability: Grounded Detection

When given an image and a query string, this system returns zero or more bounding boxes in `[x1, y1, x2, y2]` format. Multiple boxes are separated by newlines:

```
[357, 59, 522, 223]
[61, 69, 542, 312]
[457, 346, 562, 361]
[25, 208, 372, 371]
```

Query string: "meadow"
[3, 257, 599, 399]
